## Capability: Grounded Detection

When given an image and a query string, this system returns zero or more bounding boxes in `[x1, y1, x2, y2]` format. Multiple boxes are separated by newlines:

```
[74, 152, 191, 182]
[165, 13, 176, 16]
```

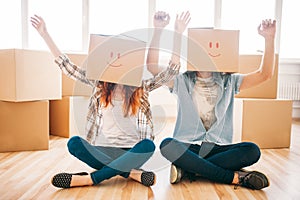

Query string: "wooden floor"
[1, 119, 300, 200]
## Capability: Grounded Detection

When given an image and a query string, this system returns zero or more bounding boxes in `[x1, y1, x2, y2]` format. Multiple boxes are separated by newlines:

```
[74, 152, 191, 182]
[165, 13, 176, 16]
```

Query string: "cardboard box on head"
[187, 28, 240, 72]
[85, 34, 146, 87]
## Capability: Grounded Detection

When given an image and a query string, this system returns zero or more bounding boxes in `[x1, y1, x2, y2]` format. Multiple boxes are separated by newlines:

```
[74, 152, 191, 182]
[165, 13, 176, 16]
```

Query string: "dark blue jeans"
[160, 137, 261, 184]
[67, 136, 155, 185]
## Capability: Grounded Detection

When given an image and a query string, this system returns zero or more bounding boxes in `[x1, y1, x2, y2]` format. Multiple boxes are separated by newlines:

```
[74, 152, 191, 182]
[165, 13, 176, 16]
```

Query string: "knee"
[67, 136, 83, 155]
[159, 137, 177, 157]
[244, 142, 261, 164]
[139, 139, 156, 153]
[159, 137, 174, 150]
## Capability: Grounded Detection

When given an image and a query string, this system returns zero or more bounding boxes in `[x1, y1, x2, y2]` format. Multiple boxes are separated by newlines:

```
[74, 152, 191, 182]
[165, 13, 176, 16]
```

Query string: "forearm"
[240, 38, 275, 90]
[55, 54, 93, 86]
[171, 32, 182, 65]
[260, 38, 275, 79]
[40, 31, 62, 58]
[143, 61, 180, 92]
[146, 29, 163, 76]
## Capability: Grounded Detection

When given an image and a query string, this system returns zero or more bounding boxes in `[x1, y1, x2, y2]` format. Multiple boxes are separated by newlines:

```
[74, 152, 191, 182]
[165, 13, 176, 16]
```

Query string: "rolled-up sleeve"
[55, 54, 94, 87]
[232, 74, 244, 94]
[143, 61, 180, 92]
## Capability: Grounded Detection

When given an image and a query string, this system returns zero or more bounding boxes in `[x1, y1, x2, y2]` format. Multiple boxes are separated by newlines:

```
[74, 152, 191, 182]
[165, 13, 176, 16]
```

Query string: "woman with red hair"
[31, 11, 190, 188]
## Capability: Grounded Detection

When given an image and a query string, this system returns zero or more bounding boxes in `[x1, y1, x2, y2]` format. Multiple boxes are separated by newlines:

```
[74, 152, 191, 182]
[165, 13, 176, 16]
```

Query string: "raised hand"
[174, 11, 191, 34]
[257, 19, 276, 40]
[153, 11, 170, 29]
[30, 15, 47, 37]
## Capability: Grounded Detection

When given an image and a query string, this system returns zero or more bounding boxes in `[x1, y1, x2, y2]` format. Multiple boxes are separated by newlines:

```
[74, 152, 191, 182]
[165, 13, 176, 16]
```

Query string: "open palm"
[257, 19, 276, 39]
[30, 15, 47, 37]
[175, 11, 191, 34]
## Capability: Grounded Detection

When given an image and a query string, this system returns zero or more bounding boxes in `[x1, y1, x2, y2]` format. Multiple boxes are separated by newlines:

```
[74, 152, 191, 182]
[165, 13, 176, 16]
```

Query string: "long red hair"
[100, 82, 143, 117]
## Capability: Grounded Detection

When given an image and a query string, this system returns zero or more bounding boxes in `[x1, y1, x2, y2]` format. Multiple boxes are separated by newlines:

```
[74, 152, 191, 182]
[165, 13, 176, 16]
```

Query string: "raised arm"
[30, 15, 62, 58]
[239, 19, 276, 91]
[146, 11, 170, 76]
[144, 11, 191, 91]
[31, 15, 92, 85]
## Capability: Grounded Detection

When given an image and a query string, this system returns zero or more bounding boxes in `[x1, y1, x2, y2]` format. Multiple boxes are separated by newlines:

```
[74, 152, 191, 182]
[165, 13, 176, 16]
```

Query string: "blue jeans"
[160, 137, 261, 184]
[67, 136, 155, 185]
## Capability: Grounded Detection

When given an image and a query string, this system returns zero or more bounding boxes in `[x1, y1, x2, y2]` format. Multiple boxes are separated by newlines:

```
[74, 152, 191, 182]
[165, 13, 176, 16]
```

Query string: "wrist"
[264, 36, 275, 42]
[154, 27, 164, 34]
[40, 30, 49, 38]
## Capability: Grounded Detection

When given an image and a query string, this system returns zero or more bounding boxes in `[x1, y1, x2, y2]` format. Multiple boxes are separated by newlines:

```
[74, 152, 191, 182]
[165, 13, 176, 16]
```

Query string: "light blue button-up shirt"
[171, 71, 244, 145]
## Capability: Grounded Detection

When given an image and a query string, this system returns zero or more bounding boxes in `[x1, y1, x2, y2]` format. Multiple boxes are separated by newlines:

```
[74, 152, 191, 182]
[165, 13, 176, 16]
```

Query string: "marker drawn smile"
[107, 62, 122, 68]
[208, 53, 221, 57]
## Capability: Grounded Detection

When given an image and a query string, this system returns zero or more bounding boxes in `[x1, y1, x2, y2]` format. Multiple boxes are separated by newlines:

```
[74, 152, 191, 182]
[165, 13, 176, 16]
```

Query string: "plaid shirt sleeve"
[142, 61, 181, 92]
[55, 54, 94, 87]
[138, 61, 181, 140]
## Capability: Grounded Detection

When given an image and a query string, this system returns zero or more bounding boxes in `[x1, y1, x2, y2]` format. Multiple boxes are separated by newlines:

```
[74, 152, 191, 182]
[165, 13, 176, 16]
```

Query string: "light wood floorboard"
[0, 119, 300, 200]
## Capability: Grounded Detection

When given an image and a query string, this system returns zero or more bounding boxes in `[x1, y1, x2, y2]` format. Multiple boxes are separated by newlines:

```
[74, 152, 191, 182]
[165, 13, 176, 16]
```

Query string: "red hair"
[100, 82, 143, 117]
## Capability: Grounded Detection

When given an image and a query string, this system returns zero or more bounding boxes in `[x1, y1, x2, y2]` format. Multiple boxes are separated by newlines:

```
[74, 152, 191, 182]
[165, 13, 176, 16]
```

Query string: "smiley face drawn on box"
[208, 41, 221, 58]
[187, 28, 240, 72]
[108, 51, 122, 67]
[85, 34, 146, 87]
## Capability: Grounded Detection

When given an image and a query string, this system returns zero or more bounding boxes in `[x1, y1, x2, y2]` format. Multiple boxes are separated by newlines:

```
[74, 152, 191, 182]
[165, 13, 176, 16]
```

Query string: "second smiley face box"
[187, 28, 240, 72]
[85, 34, 146, 87]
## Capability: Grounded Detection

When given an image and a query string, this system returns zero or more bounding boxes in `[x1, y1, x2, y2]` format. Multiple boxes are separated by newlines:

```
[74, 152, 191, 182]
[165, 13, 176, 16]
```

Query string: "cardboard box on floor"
[0, 100, 49, 152]
[235, 54, 279, 99]
[50, 96, 89, 138]
[0, 49, 61, 102]
[85, 34, 146, 87]
[187, 28, 240, 72]
[233, 98, 293, 148]
[62, 53, 92, 97]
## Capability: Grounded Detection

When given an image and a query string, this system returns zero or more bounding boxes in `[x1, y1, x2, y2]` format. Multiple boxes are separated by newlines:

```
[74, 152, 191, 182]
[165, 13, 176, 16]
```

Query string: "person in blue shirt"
[147, 11, 276, 190]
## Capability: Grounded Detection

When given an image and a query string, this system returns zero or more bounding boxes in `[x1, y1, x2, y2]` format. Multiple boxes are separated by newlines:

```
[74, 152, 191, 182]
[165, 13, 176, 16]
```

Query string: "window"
[155, 0, 214, 70]
[156, 0, 214, 29]
[27, 0, 83, 52]
[280, 0, 300, 59]
[89, 0, 148, 35]
[221, 0, 276, 54]
[0, 0, 22, 49]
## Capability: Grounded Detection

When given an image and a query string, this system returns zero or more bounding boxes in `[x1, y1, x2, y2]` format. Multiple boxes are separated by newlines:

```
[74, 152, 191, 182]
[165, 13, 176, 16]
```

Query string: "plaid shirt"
[55, 54, 180, 145]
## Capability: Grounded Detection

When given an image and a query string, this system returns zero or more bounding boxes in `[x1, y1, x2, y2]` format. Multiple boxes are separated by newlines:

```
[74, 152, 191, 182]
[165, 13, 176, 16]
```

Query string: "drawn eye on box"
[208, 41, 221, 58]
[107, 51, 122, 67]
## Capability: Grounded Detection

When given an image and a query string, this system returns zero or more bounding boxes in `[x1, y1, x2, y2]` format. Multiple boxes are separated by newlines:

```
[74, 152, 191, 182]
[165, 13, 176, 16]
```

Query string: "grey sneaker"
[170, 164, 184, 184]
[235, 170, 270, 190]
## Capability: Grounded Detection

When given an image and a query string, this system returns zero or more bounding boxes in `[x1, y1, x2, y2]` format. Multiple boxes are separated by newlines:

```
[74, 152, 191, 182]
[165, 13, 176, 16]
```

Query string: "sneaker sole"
[170, 165, 178, 184]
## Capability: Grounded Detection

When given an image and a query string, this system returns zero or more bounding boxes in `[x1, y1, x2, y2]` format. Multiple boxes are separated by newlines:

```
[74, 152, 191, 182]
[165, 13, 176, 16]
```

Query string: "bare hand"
[175, 11, 191, 34]
[257, 19, 276, 40]
[153, 11, 170, 28]
[30, 15, 47, 37]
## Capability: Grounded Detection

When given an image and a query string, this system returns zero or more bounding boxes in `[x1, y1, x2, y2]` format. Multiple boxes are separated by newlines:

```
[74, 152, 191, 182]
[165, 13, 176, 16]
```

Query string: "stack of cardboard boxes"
[234, 54, 293, 148]
[0, 49, 61, 152]
[188, 28, 293, 149]
[49, 53, 91, 138]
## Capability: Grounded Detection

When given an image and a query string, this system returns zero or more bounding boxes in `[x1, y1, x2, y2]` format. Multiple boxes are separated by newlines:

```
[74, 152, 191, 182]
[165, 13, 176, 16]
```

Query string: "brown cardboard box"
[233, 98, 293, 148]
[235, 54, 279, 98]
[84, 34, 146, 87]
[62, 53, 92, 97]
[0, 100, 49, 152]
[50, 96, 89, 138]
[0, 49, 61, 102]
[187, 28, 239, 72]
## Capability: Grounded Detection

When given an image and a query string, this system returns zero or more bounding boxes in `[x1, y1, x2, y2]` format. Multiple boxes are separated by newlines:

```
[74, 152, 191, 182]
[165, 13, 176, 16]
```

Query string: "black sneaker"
[170, 164, 184, 184]
[236, 170, 270, 190]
